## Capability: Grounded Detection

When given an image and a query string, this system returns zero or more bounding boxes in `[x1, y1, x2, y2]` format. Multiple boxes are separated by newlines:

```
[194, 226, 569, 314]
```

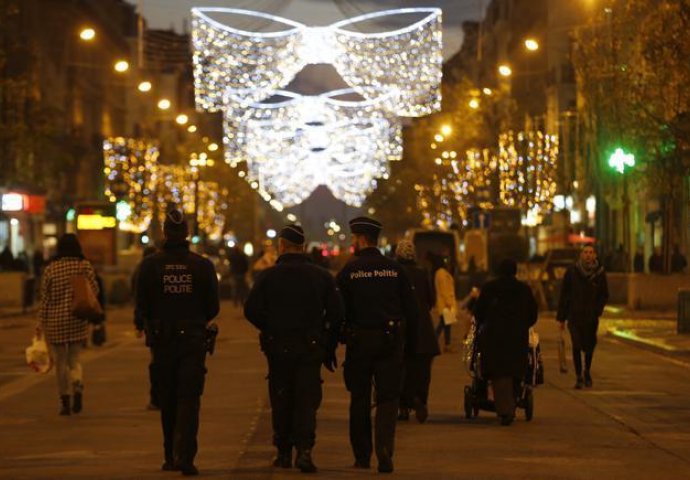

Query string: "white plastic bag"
[442, 307, 458, 326]
[25, 333, 52, 374]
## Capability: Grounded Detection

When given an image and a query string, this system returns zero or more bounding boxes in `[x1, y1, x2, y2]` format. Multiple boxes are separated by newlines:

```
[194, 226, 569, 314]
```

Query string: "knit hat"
[279, 224, 305, 245]
[395, 239, 416, 261]
[164, 209, 188, 240]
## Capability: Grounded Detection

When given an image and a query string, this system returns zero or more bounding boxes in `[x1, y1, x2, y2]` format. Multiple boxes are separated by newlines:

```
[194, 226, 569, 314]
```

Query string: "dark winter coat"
[399, 260, 440, 357]
[473, 275, 538, 379]
[244, 253, 343, 352]
[556, 263, 608, 351]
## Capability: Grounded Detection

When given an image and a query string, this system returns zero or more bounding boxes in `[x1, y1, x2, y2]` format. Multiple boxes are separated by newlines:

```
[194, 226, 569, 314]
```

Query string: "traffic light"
[608, 147, 635, 174]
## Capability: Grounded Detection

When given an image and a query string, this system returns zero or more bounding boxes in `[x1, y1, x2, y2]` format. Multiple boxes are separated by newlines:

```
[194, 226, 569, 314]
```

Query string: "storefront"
[0, 191, 46, 260]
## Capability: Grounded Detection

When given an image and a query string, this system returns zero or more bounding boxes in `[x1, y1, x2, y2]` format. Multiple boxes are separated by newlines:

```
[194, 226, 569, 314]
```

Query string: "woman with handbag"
[431, 254, 458, 353]
[39, 234, 99, 415]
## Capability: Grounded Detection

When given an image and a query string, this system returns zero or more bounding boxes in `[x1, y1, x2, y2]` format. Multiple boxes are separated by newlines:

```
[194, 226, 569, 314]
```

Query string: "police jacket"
[336, 247, 419, 346]
[244, 253, 343, 351]
[135, 240, 220, 334]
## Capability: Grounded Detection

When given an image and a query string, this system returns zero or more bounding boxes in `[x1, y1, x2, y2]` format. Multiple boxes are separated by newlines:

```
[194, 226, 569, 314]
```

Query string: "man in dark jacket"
[474, 258, 537, 426]
[557, 243, 608, 389]
[135, 209, 220, 476]
[394, 239, 439, 423]
[244, 225, 343, 473]
[336, 217, 418, 474]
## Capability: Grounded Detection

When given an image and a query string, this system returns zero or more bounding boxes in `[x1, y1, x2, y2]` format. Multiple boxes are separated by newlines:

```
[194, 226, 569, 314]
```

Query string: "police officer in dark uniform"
[244, 225, 343, 473]
[135, 209, 220, 476]
[336, 217, 418, 474]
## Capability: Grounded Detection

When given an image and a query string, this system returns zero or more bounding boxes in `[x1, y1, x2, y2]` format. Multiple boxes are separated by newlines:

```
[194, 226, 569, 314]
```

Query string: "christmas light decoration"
[191, 7, 442, 116]
[103, 138, 159, 233]
[243, 115, 392, 207]
[222, 87, 402, 167]
[498, 130, 558, 213]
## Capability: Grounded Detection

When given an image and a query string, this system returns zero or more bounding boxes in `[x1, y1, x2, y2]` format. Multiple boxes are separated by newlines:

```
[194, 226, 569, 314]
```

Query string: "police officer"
[135, 209, 220, 476]
[244, 225, 343, 473]
[336, 217, 418, 474]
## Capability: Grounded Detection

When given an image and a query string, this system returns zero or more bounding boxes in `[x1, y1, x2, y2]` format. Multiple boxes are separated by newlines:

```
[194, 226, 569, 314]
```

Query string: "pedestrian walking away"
[132, 245, 160, 410]
[557, 243, 609, 390]
[38, 234, 99, 416]
[135, 209, 220, 476]
[431, 253, 457, 353]
[473, 258, 538, 426]
[394, 239, 440, 423]
[336, 217, 419, 474]
[244, 224, 343, 473]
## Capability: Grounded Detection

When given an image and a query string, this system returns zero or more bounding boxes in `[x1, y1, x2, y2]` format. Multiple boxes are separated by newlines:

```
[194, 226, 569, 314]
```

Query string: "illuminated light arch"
[191, 7, 442, 116]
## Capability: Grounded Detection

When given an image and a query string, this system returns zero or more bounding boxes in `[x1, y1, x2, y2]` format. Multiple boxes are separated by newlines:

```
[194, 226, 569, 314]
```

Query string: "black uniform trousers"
[401, 354, 433, 409]
[152, 332, 207, 466]
[267, 346, 323, 452]
[344, 333, 403, 465]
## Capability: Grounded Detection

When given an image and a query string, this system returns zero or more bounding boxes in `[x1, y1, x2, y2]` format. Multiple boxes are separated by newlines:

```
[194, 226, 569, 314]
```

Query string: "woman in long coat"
[395, 240, 440, 423]
[557, 244, 608, 389]
[39, 234, 99, 415]
[431, 254, 457, 352]
[473, 259, 537, 425]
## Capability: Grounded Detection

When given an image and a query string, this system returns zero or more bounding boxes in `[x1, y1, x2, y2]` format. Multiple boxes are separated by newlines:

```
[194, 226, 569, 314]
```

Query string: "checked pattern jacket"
[39, 257, 99, 344]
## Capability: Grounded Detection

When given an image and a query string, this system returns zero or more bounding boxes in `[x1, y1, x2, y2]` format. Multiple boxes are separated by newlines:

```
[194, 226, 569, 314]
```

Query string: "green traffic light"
[608, 148, 635, 174]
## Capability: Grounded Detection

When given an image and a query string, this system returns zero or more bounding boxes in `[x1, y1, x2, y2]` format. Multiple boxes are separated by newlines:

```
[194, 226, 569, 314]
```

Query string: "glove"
[323, 350, 338, 372]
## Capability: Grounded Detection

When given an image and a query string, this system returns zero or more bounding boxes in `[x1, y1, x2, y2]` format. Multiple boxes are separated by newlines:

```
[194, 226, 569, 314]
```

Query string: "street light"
[137, 81, 152, 92]
[79, 28, 96, 41]
[208, 142, 219, 152]
[175, 114, 189, 125]
[187, 125, 197, 133]
[157, 98, 171, 110]
[524, 38, 540, 51]
[113, 60, 129, 73]
[440, 124, 452, 136]
[498, 64, 513, 77]
[482, 87, 493, 95]
[468, 98, 480, 109]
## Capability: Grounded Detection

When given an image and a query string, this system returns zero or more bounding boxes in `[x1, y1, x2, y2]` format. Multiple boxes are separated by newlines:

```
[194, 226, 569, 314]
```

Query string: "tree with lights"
[573, 0, 690, 271]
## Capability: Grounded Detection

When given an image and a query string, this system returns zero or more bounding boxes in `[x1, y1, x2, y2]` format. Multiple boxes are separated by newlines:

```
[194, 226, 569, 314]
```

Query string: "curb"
[606, 328, 690, 357]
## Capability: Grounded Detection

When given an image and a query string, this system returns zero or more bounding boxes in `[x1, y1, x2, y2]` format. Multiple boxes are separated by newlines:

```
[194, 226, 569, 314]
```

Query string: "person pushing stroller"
[472, 259, 538, 425]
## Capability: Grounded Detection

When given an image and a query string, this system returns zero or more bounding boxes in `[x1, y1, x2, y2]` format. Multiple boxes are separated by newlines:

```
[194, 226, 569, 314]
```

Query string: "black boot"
[574, 376, 584, 389]
[584, 371, 593, 388]
[295, 449, 317, 473]
[272, 448, 292, 468]
[72, 392, 83, 414]
[59, 395, 71, 416]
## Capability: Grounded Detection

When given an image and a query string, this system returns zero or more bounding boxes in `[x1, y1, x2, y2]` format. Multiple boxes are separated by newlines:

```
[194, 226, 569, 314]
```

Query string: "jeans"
[48, 342, 84, 396]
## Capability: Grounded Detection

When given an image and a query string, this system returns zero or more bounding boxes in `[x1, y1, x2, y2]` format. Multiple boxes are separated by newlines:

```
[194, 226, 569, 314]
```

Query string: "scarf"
[576, 258, 603, 281]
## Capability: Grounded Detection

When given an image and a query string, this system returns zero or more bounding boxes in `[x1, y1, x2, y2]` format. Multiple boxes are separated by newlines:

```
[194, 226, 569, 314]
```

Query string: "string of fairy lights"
[103, 137, 229, 240]
[417, 130, 559, 228]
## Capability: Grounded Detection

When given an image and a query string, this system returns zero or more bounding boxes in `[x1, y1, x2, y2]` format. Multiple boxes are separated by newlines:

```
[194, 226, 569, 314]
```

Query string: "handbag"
[71, 271, 103, 321]
[25, 332, 52, 373]
[441, 307, 458, 326]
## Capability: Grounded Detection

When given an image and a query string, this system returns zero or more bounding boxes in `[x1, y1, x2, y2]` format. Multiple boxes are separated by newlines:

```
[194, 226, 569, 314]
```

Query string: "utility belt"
[259, 331, 325, 357]
[146, 318, 206, 345]
[344, 319, 404, 353]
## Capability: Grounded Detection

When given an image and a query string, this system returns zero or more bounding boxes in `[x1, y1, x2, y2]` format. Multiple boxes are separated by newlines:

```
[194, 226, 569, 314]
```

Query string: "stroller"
[462, 322, 543, 421]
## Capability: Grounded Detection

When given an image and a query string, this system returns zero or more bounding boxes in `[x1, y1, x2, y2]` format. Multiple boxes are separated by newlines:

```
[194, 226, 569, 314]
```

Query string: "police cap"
[348, 216, 382, 237]
[164, 209, 188, 240]
[279, 224, 305, 245]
